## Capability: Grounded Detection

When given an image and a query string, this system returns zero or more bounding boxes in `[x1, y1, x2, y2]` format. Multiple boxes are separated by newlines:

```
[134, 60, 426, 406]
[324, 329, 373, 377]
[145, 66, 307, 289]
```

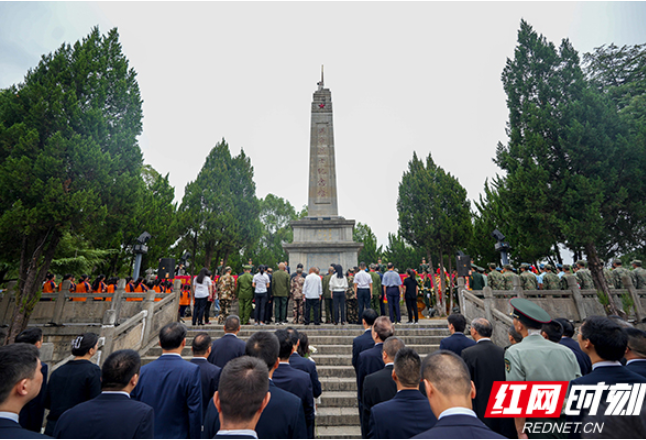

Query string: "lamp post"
[132, 232, 152, 280]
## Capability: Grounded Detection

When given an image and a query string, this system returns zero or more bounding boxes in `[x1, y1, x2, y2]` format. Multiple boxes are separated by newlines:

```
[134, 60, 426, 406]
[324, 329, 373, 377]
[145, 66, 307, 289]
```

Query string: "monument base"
[283, 217, 363, 272]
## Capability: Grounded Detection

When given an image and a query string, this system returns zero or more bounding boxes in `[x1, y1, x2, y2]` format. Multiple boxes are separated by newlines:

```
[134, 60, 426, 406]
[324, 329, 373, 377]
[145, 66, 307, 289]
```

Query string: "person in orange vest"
[42, 273, 56, 293]
[178, 284, 191, 322]
[92, 275, 107, 301]
[72, 275, 91, 302]
[58, 274, 76, 293]
[152, 278, 165, 302]
[125, 277, 139, 302]
[104, 277, 118, 302]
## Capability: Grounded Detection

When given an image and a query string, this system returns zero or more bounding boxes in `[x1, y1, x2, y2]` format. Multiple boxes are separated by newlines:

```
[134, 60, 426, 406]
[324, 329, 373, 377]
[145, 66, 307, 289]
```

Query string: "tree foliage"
[353, 222, 383, 265]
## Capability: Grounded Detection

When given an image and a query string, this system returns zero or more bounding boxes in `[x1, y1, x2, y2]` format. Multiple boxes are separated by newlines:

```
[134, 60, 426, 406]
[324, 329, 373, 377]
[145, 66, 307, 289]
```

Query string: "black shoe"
[314, 323, 321, 326]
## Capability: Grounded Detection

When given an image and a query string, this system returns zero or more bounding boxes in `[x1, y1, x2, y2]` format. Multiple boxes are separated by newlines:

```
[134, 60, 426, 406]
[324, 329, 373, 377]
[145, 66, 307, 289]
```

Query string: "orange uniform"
[94, 281, 107, 301]
[73, 280, 91, 302]
[42, 280, 56, 294]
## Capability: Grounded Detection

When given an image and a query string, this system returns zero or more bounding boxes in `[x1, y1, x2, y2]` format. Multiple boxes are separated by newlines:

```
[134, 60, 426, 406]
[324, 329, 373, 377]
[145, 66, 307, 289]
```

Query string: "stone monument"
[283, 68, 362, 271]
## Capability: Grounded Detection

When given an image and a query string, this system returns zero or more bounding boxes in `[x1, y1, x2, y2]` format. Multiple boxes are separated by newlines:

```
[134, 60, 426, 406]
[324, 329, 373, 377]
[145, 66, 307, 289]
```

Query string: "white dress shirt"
[303, 273, 322, 299]
[353, 270, 373, 289]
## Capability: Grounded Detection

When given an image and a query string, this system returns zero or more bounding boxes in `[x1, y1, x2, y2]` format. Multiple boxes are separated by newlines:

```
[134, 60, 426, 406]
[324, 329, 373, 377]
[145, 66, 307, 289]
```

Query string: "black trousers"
[357, 288, 371, 321]
[304, 298, 320, 325]
[254, 292, 268, 323]
[332, 291, 346, 323]
[193, 297, 208, 325]
[405, 297, 418, 322]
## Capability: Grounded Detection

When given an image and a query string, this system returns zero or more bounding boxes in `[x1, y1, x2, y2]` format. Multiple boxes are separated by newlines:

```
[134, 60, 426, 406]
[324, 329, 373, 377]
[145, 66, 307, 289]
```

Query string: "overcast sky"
[2, 2, 646, 248]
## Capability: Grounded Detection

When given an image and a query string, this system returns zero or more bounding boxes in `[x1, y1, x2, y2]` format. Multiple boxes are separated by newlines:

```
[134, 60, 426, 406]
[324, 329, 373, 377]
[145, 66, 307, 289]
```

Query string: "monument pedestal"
[284, 217, 362, 271]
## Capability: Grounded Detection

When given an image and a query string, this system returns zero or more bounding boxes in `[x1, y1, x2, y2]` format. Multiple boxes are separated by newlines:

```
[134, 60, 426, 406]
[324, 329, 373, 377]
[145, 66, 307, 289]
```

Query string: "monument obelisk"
[283, 68, 362, 270]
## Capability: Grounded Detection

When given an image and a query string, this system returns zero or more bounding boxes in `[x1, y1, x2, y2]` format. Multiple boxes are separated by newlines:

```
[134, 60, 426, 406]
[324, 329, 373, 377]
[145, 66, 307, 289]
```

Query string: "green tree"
[248, 194, 298, 269]
[353, 222, 383, 265]
[382, 233, 426, 272]
[0, 27, 144, 342]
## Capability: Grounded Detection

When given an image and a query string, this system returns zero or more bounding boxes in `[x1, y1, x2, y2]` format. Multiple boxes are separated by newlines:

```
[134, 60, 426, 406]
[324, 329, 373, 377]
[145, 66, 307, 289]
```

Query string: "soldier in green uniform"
[559, 264, 573, 290]
[215, 259, 225, 277]
[369, 264, 382, 314]
[519, 263, 538, 291]
[542, 264, 561, 290]
[346, 269, 358, 324]
[322, 266, 333, 323]
[505, 298, 581, 439]
[502, 264, 518, 291]
[376, 259, 386, 274]
[470, 265, 486, 291]
[247, 259, 256, 274]
[272, 262, 291, 324]
[631, 260, 646, 289]
[290, 267, 305, 324]
[235, 265, 254, 325]
[418, 258, 429, 276]
[612, 259, 630, 289]
[574, 260, 594, 290]
[217, 267, 236, 324]
[487, 262, 504, 290]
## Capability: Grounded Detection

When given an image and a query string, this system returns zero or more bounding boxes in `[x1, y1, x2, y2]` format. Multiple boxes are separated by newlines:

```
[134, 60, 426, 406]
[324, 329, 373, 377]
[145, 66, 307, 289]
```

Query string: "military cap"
[562, 264, 571, 271]
[544, 264, 553, 271]
[632, 260, 642, 267]
[242, 265, 253, 270]
[488, 262, 497, 269]
[224, 266, 232, 272]
[575, 260, 587, 267]
[504, 264, 514, 270]
[520, 263, 529, 269]
[613, 259, 623, 265]
[473, 265, 484, 272]
[510, 297, 551, 328]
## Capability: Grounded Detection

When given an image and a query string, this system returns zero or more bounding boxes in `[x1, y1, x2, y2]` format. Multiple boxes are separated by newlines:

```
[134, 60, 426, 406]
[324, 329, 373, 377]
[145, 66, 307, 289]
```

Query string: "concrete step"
[316, 425, 361, 439]
[317, 365, 356, 378]
[185, 325, 449, 337]
[317, 407, 359, 426]
[320, 391, 358, 408]
[315, 344, 439, 356]
[321, 377, 357, 392]
[311, 354, 352, 366]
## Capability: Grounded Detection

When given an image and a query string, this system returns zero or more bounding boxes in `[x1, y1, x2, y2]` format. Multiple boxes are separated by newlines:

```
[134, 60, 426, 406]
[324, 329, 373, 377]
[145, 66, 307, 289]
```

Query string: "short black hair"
[245, 332, 279, 371]
[71, 333, 99, 356]
[554, 318, 575, 338]
[275, 329, 294, 360]
[373, 316, 395, 342]
[362, 309, 378, 326]
[192, 333, 212, 356]
[394, 347, 421, 388]
[15, 328, 43, 345]
[0, 343, 39, 405]
[626, 327, 646, 358]
[541, 321, 563, 343]
[387, 262, 394, 269]
[421, 350, 471, 397]
[218, 356, 269, 424]
[471, 318, 493, 338]
[224, 315, 241, 333]
[448, 313, 467, 333]
[383, 336, 406, 360]
[581, 315, 627, 361]
[101, 349, 141, 390]
[285, 327, 299, 347]
[159, 322, 187, 350]
[508, 325, 523, 343]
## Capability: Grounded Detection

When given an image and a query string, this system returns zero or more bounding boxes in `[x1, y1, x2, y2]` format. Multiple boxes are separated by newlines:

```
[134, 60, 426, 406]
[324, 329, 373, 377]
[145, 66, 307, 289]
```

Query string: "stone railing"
[458, 274, 646, 347]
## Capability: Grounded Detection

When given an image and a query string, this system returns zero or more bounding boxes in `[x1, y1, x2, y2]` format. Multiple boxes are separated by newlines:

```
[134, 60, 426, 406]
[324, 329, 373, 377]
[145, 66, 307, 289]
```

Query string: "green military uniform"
[612, 260, 630, 289]
[470, 267, 486, 291]
[236, 267, 254, 325]
[519, 264, 538, 290]
[345, 274, 358, 324]
[631, 261, 646, 289]
[502, 265, 518, 290]
[603, 265, 614, 288]
[559, 265, 573, 290]
[321, 272, 333, 323]
[505, 298, 581, 439]
[217, 270, 236, 324]
[377, 262, 386, 273]
[215, 262, 224, 277]
[418, 262, 429, 275]
[272, 269, 290, 324]
[290, 272, 305, 324]
[369, 270, 382, 311]
[574, 261, 595, 290]
[542, 265, 561, 290]
[487, 264, 504, 290]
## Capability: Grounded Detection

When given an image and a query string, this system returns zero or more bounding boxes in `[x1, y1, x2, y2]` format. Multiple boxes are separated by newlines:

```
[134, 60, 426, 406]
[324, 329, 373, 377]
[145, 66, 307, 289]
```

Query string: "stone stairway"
[141, 320, 450, 439]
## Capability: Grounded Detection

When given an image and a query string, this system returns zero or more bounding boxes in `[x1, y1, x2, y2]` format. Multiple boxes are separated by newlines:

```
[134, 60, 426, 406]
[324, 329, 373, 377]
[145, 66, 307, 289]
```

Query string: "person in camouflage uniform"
[542, 264, 561, 290]
[345, 269, 358, 324]
[519, 263, 538, 290]
[236, 265, 254, 325]
[418, 259, 429, 276]
[502, 264, 518, 290]
[217, 267, 236, 324]
[290, 267, 305, 324]
[487, 263, 504, 290]
[612, 259, 630, 289]
[560, 264, 574, 290]
[321, 266, 334, 323]
[214, 259, 225, 277]
[631, 260, 646, 289]
[369, 264, 383, 314]
[574, 260, 594, 290]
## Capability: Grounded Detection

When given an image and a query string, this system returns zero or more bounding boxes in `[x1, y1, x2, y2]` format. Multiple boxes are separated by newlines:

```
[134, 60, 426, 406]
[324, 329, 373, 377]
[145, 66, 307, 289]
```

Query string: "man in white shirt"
[353, 262, 373, 323]
[303, 267, 322, 326]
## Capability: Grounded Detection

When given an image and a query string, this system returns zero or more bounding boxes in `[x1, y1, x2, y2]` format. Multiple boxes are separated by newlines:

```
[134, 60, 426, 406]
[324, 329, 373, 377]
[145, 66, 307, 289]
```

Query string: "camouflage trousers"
[293, 299, 304, 324]
[218, 300, 232, 324]
[346, 299, 359, 324]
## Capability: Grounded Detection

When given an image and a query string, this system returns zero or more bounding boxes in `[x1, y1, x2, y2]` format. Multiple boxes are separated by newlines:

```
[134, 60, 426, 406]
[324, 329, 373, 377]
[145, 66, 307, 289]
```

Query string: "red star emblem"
[319, 103, 325, 108]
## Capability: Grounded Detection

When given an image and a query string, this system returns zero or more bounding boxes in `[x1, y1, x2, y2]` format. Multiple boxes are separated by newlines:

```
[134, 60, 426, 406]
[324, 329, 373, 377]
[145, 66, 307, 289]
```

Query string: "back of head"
[285, 327, 299, 348]
[625, 328, 646, 359]
[373, 316, 395, 342]
[15, 328, 43, 346]
[192, 333, 212, 356]
[581, 315, 627, 361]
[360, 262, 366, 269]
[245, 332, 279, 371]
[0, 343, 40, 405]
[394, 347, 421, 388]
[159, 322, 187, 350]
[224, 315, 241, 333]
[541, 321, 564, 343]
[407, 268, 414, 277]
[421, 350, 472, 398]
[101, 349, 141, 391]
[383, 336, 406, 360]
[471, 318, 493, 338]
[334, 264, 344, 279]
[387, 262, 394, 270]
[196, 268, 210, 284]
[508, 325, 523, 344]
[362, 308, 378, 326]
[554, 318, 575, 338]
[218, 356, 269, 424]
[297, 333, 309, 358]
[448, 313, 467, 333]
[71, 333, 99, 357]
[274, 329, 294, 359]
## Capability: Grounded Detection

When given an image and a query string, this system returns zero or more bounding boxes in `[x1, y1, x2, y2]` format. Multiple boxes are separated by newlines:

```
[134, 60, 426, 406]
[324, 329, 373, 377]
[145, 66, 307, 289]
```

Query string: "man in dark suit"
[361, 336, 405, 438]
[461, 318, 516, 439]
[213, 356, 270, 439]
[16, 328, 47, 434]
[357, 316, 395, 420]
[131, 322, 202, 439]
[368, 347, 437, 439]
[0, 343, 48, 439]
[439, 313, 475, 356]
[204, 331, 308, 439]
[53, 349, 154, 439]
[625, 327, 646, 378]
[208, 315, 246, 368]
[413, 351, 505, 439]
[273, 329, 315, 438]
[353, 309, 377, 430]
[568, 316, 646, 438]
[554, 318, 592, 376]
[286, 327, 321, 398]
[190, 333, 221, 417]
